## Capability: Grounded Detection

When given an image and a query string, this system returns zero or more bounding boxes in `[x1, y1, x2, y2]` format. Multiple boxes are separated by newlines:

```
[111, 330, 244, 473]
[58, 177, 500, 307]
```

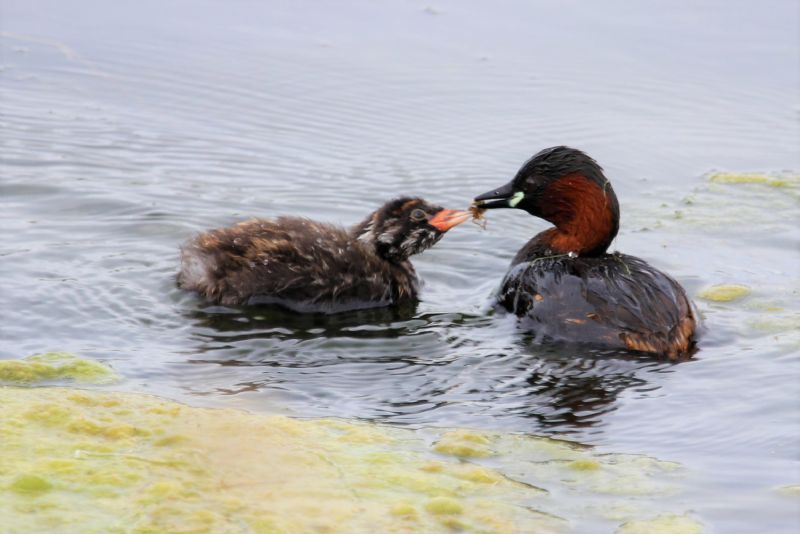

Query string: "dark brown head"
[352, 197, 471, 262]
[474, 146, 620, 256]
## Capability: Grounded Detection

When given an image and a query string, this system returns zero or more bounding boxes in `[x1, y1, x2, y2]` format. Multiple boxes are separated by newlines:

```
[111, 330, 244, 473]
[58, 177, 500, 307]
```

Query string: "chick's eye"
[410, 209, 427, 221]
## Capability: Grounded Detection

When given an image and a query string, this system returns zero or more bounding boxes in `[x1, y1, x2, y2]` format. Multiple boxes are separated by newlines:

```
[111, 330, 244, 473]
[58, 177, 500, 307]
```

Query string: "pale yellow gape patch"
[509, 190, 525, 207]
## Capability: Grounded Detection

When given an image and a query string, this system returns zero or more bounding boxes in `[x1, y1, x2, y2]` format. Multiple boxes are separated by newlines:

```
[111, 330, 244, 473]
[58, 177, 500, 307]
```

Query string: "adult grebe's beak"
[473, 180, 524, 209]
[428, 209, 472, 231]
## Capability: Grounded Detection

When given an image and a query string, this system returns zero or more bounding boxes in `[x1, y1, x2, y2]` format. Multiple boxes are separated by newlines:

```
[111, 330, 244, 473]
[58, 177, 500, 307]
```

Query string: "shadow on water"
[177, 300, 679, 433]
[186, 301, 421, 341]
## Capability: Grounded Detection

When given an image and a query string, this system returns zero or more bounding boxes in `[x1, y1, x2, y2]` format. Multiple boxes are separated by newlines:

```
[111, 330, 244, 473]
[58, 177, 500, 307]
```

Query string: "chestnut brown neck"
[536, 173, 619, 256]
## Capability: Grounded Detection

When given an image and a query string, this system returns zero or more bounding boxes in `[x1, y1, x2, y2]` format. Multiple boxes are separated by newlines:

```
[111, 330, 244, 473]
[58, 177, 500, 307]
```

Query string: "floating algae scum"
[647, 171, 800, 351]
[1, 354, 703, 533]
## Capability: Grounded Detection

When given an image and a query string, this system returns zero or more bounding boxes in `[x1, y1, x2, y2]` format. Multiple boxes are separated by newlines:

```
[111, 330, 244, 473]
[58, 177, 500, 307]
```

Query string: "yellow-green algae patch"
[707, 172, 799, 188]
[0, 387, 694, 533]
[615, 513, 704, 534]
[9, 474, 53, 495]
[567, 458, 602, 471]
[632, 167, 799, 233]
[698, 284, 751, 302]
[424, 496, 464, 515]
[432, 429, 494, 458]
[775, 484, 800, 497]
[750, 314, 800, 333]
[0, 353, 118, 385]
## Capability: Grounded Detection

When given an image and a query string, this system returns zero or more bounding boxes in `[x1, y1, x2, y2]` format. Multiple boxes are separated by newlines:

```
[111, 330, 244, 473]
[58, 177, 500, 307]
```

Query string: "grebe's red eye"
[410, 208, 427, 221]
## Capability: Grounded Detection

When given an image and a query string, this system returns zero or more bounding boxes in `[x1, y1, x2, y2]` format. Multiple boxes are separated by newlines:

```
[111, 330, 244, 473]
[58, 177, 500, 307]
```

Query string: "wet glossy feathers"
[178, 217, 417, 312]
[498, 249, 695, 359]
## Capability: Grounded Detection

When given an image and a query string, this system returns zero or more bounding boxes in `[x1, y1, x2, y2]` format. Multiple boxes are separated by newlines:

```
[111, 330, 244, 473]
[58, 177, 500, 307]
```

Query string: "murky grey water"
[2, 0, 798, 531]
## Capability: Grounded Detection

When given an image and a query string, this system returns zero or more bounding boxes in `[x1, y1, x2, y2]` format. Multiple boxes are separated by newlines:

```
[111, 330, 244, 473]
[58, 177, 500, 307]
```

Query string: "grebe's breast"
[497, 251, 696, 358]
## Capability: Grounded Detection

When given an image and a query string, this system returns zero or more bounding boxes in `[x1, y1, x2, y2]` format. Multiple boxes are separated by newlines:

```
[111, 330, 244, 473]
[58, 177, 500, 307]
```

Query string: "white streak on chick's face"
[356, 219, 375, 243]
[401, 228, 425, 255]
[401, 226, 441, 256]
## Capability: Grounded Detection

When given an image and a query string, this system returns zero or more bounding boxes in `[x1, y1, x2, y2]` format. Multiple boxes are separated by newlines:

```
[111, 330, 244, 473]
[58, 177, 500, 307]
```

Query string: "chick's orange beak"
[428, 209, 472, 231]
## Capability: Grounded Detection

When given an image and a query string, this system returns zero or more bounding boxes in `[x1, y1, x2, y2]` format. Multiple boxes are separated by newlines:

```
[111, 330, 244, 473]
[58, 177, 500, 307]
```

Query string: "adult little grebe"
[178, 198, 471, 313]
[474, 146, 696, 359]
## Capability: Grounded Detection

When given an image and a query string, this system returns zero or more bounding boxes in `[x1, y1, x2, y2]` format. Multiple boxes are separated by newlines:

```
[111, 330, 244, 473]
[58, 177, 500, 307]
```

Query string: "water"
[1, 0, 798, 531]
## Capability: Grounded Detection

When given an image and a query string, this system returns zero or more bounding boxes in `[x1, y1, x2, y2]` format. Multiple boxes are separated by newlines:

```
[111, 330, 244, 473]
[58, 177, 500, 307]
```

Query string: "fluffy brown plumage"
[474, 146, 697, 359]
[177, 198, 470, 313]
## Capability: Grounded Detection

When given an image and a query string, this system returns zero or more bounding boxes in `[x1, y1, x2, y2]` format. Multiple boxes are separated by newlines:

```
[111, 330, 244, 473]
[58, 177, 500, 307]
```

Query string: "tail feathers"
[621, 311, 696, 360]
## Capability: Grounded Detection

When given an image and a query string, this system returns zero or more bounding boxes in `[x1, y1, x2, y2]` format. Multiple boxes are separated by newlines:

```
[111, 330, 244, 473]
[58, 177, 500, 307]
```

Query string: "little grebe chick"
[474, 146, 696, 359]
[178, 198, 471, 313]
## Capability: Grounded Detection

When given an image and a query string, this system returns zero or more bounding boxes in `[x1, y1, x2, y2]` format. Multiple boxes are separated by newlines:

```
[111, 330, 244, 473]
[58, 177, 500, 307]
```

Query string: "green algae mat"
[0, 352, 119, 385]
[0, 383, 703, 533]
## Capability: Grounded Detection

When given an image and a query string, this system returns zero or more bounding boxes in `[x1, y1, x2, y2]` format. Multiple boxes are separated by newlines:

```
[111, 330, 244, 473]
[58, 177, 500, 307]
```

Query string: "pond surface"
[1, 0, 798, 532]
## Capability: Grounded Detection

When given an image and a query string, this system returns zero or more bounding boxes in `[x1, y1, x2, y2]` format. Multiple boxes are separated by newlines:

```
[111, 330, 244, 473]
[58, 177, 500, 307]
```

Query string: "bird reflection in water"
[176, 303, 680, 434]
